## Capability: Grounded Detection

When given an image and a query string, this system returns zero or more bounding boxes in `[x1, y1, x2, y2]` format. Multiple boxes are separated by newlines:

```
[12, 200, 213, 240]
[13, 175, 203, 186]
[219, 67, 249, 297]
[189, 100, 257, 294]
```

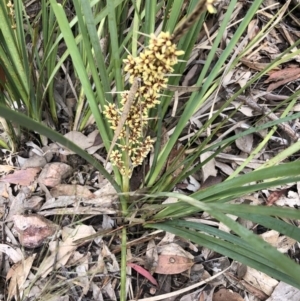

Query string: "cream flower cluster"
[104, 31, 184, 177]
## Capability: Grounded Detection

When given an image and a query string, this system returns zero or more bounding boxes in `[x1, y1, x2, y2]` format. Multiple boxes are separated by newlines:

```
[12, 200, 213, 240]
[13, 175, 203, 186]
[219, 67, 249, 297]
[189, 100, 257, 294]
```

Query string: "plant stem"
[121, 175, 129, 215]
[120, 227, 127, 301]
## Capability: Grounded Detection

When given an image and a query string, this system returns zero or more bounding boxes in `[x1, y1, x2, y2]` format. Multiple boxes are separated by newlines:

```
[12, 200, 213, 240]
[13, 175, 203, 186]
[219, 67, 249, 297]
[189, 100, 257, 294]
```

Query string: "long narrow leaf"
[146, 221, 300, 288]
[49, 0, 111, 151]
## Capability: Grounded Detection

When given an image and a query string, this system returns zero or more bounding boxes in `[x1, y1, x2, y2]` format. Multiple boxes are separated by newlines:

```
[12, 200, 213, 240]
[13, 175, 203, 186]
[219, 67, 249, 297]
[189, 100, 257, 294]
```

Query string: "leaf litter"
[2, 1, 300, 300]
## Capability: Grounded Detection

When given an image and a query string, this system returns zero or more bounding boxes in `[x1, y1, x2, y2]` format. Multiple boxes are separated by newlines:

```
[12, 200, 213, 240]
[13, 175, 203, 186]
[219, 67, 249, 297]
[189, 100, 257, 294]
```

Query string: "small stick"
[105, 78, 140, 166]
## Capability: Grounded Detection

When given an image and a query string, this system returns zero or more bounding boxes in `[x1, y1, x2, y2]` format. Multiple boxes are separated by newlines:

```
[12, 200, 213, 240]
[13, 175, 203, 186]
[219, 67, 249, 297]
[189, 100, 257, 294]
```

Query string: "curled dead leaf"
[12, 214, 58, 248]
[127, 262, 158, 286]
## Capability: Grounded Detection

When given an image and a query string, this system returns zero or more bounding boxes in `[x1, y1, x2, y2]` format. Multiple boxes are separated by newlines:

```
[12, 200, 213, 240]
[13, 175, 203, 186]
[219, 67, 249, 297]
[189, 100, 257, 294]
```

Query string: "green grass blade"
[191, 161, 300, 201]
[80, 0, 112, 105]
[165, 0, 185, 33]
[0, 1, 29, 103]
[210, 203, 300, 223]
[153, 175, 300, 218]
[106, 0, 123, 95]
[150, 193, 300, 284]
[49, 0, 111, 150]
[146, 221, 300, 288]
[143, 0, 156, 38]
[147, 0, 239, 186]
[237, 213, 300, 242]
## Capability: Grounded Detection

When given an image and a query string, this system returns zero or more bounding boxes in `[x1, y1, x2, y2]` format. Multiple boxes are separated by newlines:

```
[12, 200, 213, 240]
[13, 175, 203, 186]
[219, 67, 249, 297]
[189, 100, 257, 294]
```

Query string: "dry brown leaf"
[244, 267, 278, 296]
[86, 130, 102, 154]
[50, 184, 95, 198]
[91, 282, 103, 300]
[60, 131, 95, 155]
[266, 189, 287, 206]
[40, 206, 116, 216]
[265, 67, 300, 82]
[6, 187, 32, 221]
[261, 40, 281, 56]
[260, 230, 296, 253]
[179, 285, 213, 301]
[260, 230, 280, 247]
[38, 163, 72, 187]
[101, 244, 119, 272]
[0, 244, 23, 263]
[40, 196, 78, 210]
[155, 254, 194, 274]
[225, 271, 269, 299]
[38, 225, 95, 278]
[75, 254, 90, 295]
[266, 282, 300, 301]
[67, 251, 88, 267]
[127, 262, 158, 286]
[24, 196, 44, 211]
[94, 179, 118, 198]
[155, 243, 194, 274]
[200, 151, 217, 183]
[21, 154, 47, 169]
[265, 67, 300, 91]
[231, 101, 253, 117]
[44, 296, 69, 301]
[0, 167, 40, 186]
[236, 70, 252, 88]
[247, 19, 260, 41]
[12, 214, 59, 248]
[234, 129, 253, 154]
[87, 129, 101, 144]
[215, 161, 234, 176]
[241, 58, 280, 72]
[223, 69, 252, 87]
[146, 239, 158, 273]
[222, 70, 234, 86]
[7, 254, 36, 301]
[270, 189, 300, 207]
[276, 236, 296, 253]
[39, 184, 117, 216]
[184, 175, 200, 192]
[0, 199, 6, 220]
[213, 288, 244, 301]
